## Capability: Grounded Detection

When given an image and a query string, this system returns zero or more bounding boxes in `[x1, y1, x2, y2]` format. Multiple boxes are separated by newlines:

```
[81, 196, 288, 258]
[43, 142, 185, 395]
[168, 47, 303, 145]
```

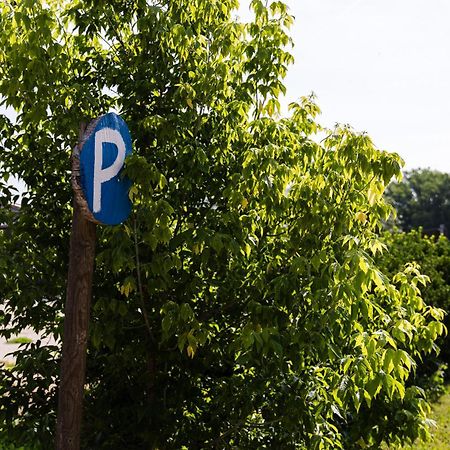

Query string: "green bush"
[378, 230, 450, 397]
[6, 337, 33, 345]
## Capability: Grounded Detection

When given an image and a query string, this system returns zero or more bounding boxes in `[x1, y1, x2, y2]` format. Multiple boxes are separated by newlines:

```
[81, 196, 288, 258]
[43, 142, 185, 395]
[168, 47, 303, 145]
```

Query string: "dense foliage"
[0, 1, 446, 449]
[386, 169, 450, 234]
[378, 230, 450, 395]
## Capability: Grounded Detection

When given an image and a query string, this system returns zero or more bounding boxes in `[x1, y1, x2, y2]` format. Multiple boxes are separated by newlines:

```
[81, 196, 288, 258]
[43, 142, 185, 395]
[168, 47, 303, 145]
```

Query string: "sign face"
[80, 113, 132, 225]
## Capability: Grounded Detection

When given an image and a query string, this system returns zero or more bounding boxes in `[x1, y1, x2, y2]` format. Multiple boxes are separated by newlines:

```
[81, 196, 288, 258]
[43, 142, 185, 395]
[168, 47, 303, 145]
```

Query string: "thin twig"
[105, 6, 129, 56]
[134, 215, 156, 343]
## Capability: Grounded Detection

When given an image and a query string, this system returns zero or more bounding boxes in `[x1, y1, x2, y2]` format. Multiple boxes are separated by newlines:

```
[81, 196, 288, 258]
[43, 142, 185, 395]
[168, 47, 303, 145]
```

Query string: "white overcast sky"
[239, 0, 450, 172]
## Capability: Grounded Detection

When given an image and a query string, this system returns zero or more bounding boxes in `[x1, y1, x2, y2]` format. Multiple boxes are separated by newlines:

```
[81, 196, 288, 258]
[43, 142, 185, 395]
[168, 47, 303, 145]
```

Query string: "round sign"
[79, 113, 132, 225]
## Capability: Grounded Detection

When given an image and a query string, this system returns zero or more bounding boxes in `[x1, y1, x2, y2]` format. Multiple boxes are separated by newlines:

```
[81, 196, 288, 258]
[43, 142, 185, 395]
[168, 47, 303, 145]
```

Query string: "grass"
[6, 337, 32, 345]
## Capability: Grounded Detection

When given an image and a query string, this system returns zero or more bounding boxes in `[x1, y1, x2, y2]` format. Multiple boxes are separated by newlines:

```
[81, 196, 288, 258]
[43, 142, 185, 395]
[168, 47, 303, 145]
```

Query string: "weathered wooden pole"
[56, 114, 133, 449]
[56, 124, 97, 450]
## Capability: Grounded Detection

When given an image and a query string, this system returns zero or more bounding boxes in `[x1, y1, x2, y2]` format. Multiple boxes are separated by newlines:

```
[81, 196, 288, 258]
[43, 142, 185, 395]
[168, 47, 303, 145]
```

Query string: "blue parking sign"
[79, 113, 132, 225]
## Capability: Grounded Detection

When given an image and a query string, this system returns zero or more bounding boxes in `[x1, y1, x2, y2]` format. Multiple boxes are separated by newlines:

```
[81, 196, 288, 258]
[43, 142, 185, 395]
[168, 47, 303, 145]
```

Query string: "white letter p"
[93, 128, 126, 213]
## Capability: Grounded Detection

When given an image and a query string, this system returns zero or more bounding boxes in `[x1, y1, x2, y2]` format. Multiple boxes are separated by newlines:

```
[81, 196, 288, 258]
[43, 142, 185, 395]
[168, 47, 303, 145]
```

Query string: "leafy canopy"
[0, 1, 445, 449]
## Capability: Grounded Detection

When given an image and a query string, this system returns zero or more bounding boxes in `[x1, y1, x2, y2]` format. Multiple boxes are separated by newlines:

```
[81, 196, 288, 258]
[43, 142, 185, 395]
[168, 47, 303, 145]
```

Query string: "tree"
[386, 169, 450, 234]
[377, 230, 450, 396]
[0, 1, 445, 449]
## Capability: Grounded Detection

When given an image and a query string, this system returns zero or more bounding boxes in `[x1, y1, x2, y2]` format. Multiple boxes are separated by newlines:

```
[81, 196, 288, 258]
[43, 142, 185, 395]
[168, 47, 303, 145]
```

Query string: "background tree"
[384, 169, 450, 395]
[386, 169, 450, 234]
[377, 230, 450, 395]
[0, 1, 445, 449]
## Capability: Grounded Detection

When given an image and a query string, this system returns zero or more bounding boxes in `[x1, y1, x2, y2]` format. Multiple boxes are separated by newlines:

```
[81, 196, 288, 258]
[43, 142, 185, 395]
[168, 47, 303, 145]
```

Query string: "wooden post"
[56, 125, 97, 450]
[55, 114, 132, 448]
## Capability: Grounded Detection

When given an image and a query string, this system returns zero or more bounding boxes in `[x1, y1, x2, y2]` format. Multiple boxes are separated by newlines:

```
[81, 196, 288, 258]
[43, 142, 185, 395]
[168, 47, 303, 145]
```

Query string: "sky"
[239, 0, 450, 172]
